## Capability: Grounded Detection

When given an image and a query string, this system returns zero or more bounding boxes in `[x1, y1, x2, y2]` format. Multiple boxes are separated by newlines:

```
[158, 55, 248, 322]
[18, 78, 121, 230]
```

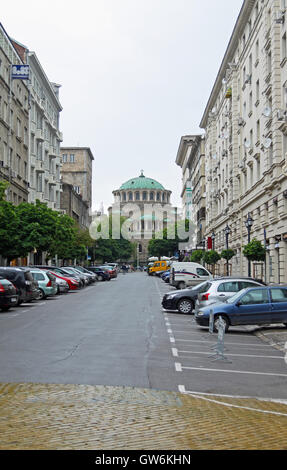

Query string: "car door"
[215, 281, 240, 303]
[270, 288, 287, 324]
[236, 288, 271, 325]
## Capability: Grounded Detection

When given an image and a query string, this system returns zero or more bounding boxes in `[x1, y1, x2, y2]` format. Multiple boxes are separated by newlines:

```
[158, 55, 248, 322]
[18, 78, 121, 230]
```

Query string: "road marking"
[170, 336, 175, 343]
[172, 348, 178, 357]
[175, 338, 274, 348]
[180, 365, 287, 378]
[178, 386, 287, 404]
[177, 387, 287, 417]
[177, 350, 283, 359]
[175, 362, 182, 372]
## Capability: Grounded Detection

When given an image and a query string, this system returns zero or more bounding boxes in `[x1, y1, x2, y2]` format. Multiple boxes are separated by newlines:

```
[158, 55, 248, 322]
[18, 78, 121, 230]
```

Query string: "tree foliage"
[243, 239, 266, 262]
[221, 249, 235, 261]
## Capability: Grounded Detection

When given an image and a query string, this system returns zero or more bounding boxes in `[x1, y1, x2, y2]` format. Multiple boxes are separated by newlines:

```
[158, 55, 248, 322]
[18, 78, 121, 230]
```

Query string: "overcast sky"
[2, 0, 243, 211]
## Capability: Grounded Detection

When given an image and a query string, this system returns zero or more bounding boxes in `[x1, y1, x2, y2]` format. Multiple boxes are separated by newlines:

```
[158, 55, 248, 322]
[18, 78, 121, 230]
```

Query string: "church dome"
[119, 171, 165, 191]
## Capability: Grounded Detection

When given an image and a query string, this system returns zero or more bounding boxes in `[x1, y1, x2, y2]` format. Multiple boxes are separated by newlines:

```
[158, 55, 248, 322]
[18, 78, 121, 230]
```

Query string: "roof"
[119, 171, 165, 191]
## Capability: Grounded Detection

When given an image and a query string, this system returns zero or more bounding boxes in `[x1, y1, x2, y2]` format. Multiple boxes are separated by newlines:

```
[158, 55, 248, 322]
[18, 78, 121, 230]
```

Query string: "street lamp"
[224, 225, 231, 276]
[245, 213, 254, 277]
[211, 231, 215, 250]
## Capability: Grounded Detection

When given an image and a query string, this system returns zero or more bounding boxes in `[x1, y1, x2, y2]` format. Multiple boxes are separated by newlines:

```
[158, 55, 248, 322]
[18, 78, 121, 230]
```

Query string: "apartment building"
[11, 39, 63, 211]
[60, 147, 94, 228]
[176, 135, 206, 249]
[0, 23, 29, 204]
[200, 0, 287, 283]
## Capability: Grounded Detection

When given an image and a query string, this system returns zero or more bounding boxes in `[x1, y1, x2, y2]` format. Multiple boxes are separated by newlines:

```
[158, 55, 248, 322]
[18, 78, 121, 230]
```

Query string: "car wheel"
[177, 299, 194, 314]
[178, 282, 186, 290]
[37, 289, 45, 300]
[284, 323, 287, 328]
[214, 315, 229, 333]
[97, 275, 103, 281]
[1, 307, 11, 312]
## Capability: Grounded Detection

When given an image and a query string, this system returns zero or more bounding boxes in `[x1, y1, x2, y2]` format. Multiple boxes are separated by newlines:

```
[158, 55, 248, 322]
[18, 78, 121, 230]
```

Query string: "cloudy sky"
[2, 0, 243, 211]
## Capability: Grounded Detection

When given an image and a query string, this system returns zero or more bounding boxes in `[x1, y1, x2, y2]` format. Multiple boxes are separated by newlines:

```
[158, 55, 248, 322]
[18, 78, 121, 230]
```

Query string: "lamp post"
[224, 224, 231, 276]
[211, 231, 215, 250]
[245, 213, 254, 277]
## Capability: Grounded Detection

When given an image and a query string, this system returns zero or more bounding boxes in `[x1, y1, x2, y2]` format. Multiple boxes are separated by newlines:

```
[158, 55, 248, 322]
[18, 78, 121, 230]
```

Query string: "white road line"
[167, 328, 173, 334]
[169, 336, 175, 343]
[181, 365, 287, 378]
[178, 390, 287, 417]
[175, 362, 182, 372]
[178, 386, 287, 404]
[175, 338, 274, 348]
[172, 348, 178, 357]
[177, 350, 283, 359]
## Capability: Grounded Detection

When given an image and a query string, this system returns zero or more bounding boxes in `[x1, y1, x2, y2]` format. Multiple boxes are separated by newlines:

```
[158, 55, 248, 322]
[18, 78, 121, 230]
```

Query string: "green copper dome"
[120, 171, 165, 191]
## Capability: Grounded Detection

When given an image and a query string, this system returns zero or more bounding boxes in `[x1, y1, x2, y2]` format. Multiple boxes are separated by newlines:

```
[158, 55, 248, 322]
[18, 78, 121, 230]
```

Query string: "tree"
[148, 219, 191, 259]
[243, 239, 266, 262]
[221, 249, 235, 262]
[190, 250, 204, 263]
[203, 250, 221, 274]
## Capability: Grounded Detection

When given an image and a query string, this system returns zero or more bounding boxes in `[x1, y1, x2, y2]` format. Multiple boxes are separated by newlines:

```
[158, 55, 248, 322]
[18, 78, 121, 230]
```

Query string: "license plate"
[10, 297, 17, 303]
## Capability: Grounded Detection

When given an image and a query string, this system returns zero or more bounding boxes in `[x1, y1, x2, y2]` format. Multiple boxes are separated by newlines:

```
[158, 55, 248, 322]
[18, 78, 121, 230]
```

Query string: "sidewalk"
[0, 382, 287, 450]
[244, 324, 287, 352]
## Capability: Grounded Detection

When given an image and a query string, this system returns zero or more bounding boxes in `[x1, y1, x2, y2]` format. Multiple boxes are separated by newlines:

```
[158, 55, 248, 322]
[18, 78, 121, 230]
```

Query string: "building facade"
[200, 0, 287, 283]
[176, 135, 206, 250]
[10, 40, 63, 211]
[110, 172, 173, 263]
[0, 23, 29, 205]
[60, 147, 94, 227]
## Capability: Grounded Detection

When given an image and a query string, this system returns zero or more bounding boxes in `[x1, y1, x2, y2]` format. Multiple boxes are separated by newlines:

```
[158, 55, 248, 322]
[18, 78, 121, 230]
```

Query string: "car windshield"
[189, 281, 211, 293]
[226, 290, 246, 304]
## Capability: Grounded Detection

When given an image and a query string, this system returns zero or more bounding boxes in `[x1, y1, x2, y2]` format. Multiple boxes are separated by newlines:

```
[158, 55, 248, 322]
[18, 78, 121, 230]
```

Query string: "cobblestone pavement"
[0, 383, 287, 450]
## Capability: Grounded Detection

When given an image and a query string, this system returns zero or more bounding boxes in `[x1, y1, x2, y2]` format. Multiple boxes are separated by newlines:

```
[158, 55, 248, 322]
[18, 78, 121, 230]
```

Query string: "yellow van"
[148, 261, 170, 276]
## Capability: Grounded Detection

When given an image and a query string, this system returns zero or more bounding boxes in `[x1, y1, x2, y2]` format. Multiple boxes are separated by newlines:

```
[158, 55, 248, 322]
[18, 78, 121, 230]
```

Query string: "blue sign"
[11, 65, 30, 80]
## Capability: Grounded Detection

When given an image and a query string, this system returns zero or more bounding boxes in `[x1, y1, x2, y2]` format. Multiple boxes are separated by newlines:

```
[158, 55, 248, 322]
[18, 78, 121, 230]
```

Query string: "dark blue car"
[195, 286, 287, 333]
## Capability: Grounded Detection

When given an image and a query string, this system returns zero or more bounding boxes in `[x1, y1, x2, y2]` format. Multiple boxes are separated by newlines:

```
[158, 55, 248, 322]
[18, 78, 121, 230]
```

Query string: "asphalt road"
[0, 272, 287, 401]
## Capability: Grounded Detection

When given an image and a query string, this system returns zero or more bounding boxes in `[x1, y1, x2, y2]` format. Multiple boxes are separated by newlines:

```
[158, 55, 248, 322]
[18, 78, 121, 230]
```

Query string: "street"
[0, 272, 287, 402]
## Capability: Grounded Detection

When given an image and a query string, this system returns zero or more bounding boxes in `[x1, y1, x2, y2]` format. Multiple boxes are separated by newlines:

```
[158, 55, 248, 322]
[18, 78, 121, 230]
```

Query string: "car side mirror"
[236, 301, 242, 307]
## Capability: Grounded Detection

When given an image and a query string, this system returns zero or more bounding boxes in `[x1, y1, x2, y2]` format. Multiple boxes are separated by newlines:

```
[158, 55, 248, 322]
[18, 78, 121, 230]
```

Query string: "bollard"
[209, 316, 232, 363]
[209, 308, 214, 335]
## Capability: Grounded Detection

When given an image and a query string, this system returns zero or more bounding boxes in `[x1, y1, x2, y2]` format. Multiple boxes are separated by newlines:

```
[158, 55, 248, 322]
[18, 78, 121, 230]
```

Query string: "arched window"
[157, 192, 161, 201]
[135, 191, 140, 201]
[162, 193, 165, 202]
[128, 192, 133, 201]
[123, 192, 127, 201]
[143, 191, 147, 201]
[150, 192, 154, 201]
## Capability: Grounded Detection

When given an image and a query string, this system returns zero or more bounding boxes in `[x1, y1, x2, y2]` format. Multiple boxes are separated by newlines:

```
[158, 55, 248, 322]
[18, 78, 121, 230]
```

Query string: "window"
[282, 33, 287, 62]
[143, 192, 147, 201]
[135, 192, 140, 201]
[270, 288, 287, 303]
[240, 289, 269, 305]
[62, 154, 67, 163]
[128, 192, 133, 201]
[70, 154, 75, 163]
[196, 268, 209, 276]
[32, 272, 45, 281]
[239, 281, 259, 289]
[217, 281, 239, 293]
[150, 192, 154, 201]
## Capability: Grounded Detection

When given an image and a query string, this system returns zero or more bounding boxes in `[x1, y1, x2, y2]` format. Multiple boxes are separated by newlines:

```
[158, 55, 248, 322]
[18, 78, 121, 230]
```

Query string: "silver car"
[194, 278, 264, 313]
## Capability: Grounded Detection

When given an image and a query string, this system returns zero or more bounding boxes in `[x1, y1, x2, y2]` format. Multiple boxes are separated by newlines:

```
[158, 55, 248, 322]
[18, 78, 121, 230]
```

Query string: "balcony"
[35, 128, 44, 142]
[35, 159, 45, 173]
[49, 146, 57, 158]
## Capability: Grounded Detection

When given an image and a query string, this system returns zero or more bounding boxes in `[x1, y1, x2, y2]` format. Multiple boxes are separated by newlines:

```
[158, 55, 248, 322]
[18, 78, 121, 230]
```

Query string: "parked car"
[195, 286, 287, 333]
[0, 276, 18, 311]
[0, 267, 39, 305]
[72, 266, 97, 282]
[105, 263, 119, 273]
[33, 266, 84, 288]
[62, 267, 90, 286]
[87, 266, 111, 281]
[29, 269, 57, 300]
[169, 262, 213, 289]
[194, 278, 265, 314]
[53, 275, 69, 294]
[162, 281, 213, 314]
[98, 265, 117, 279]
[48, 271, 80, 291]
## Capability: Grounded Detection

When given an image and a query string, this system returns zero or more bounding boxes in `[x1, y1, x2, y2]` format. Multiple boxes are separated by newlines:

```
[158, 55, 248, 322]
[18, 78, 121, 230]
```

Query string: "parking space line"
[178, 365, 287, 378]
[175, 338, 275, 348]
[177, 350, 283, 359]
